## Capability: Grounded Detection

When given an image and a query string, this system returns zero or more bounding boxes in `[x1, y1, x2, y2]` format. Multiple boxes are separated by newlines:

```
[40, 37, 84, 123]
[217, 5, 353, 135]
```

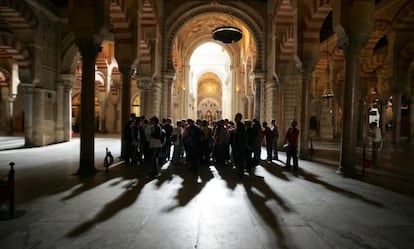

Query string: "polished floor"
[0, 134, 413, 249]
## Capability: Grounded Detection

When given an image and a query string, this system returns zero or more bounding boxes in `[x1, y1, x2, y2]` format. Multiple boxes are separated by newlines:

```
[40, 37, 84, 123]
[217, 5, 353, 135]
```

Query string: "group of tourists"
[122, 112, 299, 178]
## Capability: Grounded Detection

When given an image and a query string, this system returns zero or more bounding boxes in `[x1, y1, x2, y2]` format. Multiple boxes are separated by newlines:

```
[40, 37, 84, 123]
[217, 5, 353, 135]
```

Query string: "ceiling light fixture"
[212, 0, 242, 44]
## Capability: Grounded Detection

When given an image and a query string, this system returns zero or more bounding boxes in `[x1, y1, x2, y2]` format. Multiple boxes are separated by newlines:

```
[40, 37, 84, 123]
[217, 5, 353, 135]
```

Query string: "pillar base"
[75, 167, 99, 176]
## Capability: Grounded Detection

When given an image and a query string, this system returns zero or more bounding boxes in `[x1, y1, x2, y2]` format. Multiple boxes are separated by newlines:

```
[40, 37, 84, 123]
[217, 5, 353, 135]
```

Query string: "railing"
[0, 162, 24, 220]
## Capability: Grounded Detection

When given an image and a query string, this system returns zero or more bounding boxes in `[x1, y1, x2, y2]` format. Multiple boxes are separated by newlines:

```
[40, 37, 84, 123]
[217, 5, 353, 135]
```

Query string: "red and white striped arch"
[393, 1, 414, 31]
[0, 32, 30, 69]
[279, 26, 294, 63]
[0, 0, 38, 31]
[139, 0, 157, 66]
[361, 53, 387, 78]
[276, 0, 295, 64]
[367, 20, 391, 51]
[303, 0, 332, 44]
[360, 20, 391, 76]
[110, 0, 132, 43]
[95, 71, 106, 93]
[275, 0, 294, 28]
[141, 0, 157, 29]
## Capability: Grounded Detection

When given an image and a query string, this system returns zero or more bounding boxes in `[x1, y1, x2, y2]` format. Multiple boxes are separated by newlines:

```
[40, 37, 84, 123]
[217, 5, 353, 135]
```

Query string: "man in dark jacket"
[233, 113, 248, 178]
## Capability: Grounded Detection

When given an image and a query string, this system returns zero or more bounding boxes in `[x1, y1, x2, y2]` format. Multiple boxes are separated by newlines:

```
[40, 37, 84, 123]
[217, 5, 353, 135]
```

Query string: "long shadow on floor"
[163, 163, 214, 211]
[210, 161, 293, 248]
[243, 174, 291, 249]
[260, 160, 291, 181]
[293, 168, 384, 207]
[65, 165, 152, 237]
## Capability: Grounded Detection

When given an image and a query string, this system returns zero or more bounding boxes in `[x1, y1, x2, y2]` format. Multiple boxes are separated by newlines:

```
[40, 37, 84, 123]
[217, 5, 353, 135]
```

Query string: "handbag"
[283, 142, 290, 151]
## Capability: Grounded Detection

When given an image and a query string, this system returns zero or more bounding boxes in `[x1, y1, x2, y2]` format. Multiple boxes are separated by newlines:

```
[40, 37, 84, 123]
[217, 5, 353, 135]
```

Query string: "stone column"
[392, 88, 402, 144]
[119, 65, 132, 158]
[20, 83, 34, 146]
[150, 80, 162, 117]
[61, 74, 75, 141]
[339, 37, 368, 177]
[56, 81, 65, 141]
[137, 76, 154, 118]
[32, 88, 46, 145]
[357, 78, 369, 143]
[166, 79, 173, 118]
[265, 79, 278, 121]
[246, 95, 254, 120]
[253, 78, 261, 120]
[393, 65, 409, 144]
[112, 102, 119, 132]
[333, 0, 374, 176]
[75, 38, 101, 175]
[7, 95, 16, 134]
[299, 67, 314, 160]
[161, 76, 173, 119]
[409, 97, 414, 143]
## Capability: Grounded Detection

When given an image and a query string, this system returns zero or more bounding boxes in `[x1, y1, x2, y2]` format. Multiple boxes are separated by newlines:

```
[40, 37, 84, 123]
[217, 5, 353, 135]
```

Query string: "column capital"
[75, 38, 102, 60]
[8, 95, 16, 102]
[60, 74, 77, 88]
[137, 76, 153, 90]
[20, 83, 35, 94]
[341, 34, 371, 56]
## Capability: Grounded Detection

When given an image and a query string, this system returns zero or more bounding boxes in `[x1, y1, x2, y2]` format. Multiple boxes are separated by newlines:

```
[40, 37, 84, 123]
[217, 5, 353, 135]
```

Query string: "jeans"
[286, 146, 298, 169]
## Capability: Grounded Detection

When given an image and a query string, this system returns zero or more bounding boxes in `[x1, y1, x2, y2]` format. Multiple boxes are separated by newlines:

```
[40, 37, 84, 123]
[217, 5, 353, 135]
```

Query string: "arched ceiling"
[171, 10, 258, 74]
[197, 72, 222, 103]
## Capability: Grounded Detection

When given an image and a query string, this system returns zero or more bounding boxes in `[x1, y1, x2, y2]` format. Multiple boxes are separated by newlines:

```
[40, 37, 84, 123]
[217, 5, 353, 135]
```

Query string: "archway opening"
[188, 42, 231, 122]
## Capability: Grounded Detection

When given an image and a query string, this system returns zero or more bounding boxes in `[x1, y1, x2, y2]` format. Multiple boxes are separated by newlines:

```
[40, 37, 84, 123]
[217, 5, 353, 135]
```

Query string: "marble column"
[75, 38, 101, 175]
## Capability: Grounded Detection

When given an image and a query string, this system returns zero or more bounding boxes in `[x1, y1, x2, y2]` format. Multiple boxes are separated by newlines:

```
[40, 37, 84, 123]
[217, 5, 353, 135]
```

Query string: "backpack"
[153, 124, 166, 145]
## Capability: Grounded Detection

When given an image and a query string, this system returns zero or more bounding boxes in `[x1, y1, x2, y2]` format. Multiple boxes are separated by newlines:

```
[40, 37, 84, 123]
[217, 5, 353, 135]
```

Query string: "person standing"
[171, 120, 183, 165]
[148, 116, 163, 177]
[233, 113, 248, 178]
[213, 119, 230, 166]
[262, 121, 274, 162]
[200, 119, 212, 165]
[130, 117, 142, 166]
[183, 119, 203, 173]
[252, 119, 263, 165]
[271, 119, 279, 160]
[284, 120, 300, 171]
[162, 118, 174, 161]
[369, 122, 382, 167]
[122, 113, 136, 164]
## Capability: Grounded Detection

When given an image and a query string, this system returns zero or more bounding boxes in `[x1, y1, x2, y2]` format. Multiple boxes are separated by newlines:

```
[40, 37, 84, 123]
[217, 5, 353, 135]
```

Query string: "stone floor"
[0, 135, 413, 249]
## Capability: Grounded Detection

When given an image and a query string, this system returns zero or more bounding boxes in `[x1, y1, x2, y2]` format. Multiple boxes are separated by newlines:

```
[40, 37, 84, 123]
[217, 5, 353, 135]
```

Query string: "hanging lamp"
[212, 0, 242, 44]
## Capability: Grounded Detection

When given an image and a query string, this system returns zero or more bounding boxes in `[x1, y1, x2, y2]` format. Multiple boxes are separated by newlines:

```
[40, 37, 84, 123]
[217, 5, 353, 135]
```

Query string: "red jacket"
[284, 127, 299, 148]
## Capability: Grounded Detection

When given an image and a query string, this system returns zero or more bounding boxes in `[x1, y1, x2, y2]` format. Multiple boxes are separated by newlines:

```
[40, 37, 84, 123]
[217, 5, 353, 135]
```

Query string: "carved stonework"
[137, 76, 153, 90]
[75, 38, 102, 60]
